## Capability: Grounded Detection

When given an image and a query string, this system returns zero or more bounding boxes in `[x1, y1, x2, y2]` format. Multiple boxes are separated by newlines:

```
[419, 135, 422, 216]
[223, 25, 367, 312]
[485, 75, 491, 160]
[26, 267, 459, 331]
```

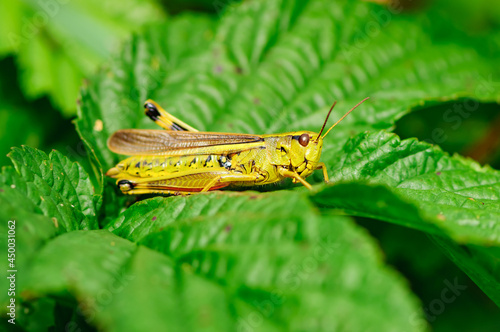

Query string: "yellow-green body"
[107, 131, 326, 195]
[106, 98, 366, 195]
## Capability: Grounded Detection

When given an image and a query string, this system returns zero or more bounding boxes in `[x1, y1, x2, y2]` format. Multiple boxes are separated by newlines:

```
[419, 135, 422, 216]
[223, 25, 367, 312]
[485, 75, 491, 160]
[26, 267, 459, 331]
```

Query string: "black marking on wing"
[145, 102, 161, 121]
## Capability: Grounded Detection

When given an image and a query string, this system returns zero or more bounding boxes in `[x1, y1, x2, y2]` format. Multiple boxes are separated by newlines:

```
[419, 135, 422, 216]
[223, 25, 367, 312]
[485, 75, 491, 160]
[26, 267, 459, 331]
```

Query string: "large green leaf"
[0, 189, 56, 309]
[0, 146, 99, 313]
[76, 0, 500, 177]
[21, 193, 426, 332]
[310, 130, 500, 305]
[72, 0, 500, 315]
[0, 0, 166, 114]
[32, 0, 499, 329]
[0, 146, 100, 232]
[313, 130, 500, 245]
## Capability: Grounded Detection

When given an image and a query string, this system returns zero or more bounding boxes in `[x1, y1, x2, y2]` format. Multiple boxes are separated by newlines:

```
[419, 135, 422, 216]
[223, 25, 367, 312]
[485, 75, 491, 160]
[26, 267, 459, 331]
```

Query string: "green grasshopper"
[106, 98, 368, 195]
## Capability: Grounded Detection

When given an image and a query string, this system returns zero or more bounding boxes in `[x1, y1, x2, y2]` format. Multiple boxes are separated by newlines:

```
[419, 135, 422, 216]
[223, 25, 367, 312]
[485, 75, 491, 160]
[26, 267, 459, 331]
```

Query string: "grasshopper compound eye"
[299, 133, 310, 147]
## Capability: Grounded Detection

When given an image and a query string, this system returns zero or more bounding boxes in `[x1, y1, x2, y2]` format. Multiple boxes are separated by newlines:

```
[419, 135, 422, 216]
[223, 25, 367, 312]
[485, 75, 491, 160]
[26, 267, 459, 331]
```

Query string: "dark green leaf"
[67, 0, 500, 328]
[431, 236, 500, 307]
[0, 189, 56, 309]
[0, 146, 100, 312]
[312, 130, 500, 246]
[22, 193, 426, 331]
[310, 130, 500, 305]
[1, 146, 100, 232]
[76, 0, 500, 177]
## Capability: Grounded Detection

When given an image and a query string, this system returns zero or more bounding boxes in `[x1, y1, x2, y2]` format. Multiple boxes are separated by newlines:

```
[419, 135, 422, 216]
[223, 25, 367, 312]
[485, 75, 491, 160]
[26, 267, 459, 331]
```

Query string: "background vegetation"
[1, 0, 500, 331]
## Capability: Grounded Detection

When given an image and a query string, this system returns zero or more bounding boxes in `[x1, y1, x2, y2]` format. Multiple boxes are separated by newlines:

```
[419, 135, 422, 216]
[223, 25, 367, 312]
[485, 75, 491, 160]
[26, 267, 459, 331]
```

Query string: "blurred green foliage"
[0, 56, 81, 168]
[0, 0, 500, 331]
[0, 0, 166, 115]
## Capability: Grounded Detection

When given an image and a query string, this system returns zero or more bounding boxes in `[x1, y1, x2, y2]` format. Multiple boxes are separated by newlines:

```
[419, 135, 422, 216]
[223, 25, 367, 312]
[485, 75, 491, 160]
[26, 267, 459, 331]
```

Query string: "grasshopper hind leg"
[113, 172, 233, 196]
[116, 179, 195, 196]
[114, 170, 265, 196]
[117, 179, 134, 192]
[143, 100, 199, 132]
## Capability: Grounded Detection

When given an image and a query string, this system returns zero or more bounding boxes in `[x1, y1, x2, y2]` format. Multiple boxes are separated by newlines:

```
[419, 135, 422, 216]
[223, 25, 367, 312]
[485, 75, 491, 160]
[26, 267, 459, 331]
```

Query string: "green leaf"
[431, 236, 500, 308]
[0, 189, 56, 309]
[76, 0, 500, 176]
[22, 230, 235, 331]
[70, 0, 500, 327]
[0, 146, 100, 233]
[0, 57, 87, 171]
[310, 130, 500, 305]
[0, 146, 101, 312]
[0, 0, 166, 114]
[24, 230, 135, 298]
[22, 193, 426, 331]
[312, 130, 500, 245]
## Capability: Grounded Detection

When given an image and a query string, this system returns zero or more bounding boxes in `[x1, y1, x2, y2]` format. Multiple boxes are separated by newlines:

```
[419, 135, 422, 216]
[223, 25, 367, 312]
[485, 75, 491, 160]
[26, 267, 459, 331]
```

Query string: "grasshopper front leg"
[278, 167, 313, 190]
[315, 162, 329, 183]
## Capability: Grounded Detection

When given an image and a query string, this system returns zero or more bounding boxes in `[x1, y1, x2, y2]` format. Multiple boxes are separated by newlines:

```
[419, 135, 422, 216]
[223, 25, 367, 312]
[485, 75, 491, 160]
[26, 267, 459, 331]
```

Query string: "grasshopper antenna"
[321, 97, 369, 139]
[317, 101, 337, 139]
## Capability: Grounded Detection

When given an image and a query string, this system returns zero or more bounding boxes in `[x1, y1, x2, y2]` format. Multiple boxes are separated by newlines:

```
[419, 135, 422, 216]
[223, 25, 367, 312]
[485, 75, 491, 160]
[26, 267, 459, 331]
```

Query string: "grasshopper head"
[289, 131, 324, 179]
[288, 98, 369, 181]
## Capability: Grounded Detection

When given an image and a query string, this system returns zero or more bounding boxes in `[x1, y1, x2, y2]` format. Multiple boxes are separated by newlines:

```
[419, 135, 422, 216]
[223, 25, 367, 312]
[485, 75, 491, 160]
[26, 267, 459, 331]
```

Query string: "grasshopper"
[106, 98, 369, 195]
